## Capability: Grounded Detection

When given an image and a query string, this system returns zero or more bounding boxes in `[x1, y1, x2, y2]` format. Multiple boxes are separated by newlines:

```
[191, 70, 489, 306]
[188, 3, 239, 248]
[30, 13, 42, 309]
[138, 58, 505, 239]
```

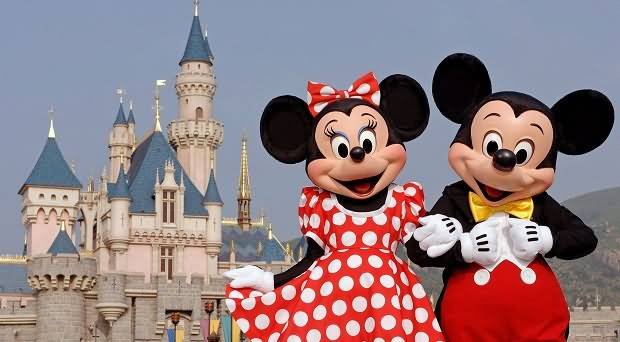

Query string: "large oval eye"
[331, 135, 350, 159]
[359, 129, 376, 154]
[482, 131, 503, 158]
[514, 139, 534, 165]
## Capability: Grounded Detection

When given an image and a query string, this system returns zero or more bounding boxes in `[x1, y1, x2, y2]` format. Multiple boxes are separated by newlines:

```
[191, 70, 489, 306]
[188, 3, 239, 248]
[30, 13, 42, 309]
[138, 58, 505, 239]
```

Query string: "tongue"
[353, 182, 372, 194]
[485, 185, 503, 199]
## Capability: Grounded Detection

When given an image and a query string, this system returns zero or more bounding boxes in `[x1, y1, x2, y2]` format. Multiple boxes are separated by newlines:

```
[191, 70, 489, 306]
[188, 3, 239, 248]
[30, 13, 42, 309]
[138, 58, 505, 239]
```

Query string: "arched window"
[196, 107, 203, 119]
[39, 194, 44, 200]
[51, 194, 56, 201]
[63, 195, 68, 201]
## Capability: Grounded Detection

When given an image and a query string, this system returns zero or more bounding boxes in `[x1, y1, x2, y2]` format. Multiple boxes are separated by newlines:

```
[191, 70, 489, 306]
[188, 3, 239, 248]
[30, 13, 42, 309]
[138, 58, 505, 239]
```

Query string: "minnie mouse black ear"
[552, 89, 614, 155]
[260, 95, 313, 164]
[432, 53, 492, 124]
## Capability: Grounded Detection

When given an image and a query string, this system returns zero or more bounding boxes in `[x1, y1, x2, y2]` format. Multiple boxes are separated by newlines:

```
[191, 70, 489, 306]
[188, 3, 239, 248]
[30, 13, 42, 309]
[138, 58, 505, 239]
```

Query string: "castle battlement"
[26, 255, 96, 292]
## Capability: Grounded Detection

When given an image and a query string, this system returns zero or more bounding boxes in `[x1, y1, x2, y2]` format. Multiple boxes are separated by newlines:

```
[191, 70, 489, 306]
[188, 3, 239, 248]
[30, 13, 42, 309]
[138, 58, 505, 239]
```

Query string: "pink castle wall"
[184, 247, 206, 281]
[127, 244, 152, 281]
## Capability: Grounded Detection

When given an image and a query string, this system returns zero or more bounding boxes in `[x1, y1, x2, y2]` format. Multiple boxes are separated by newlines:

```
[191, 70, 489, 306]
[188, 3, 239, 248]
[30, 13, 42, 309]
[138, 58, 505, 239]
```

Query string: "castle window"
[51, 194, 56, 201]
[186, 99, 189, 104]
[162, 190, 176, 224]
[196, 107, 203, 119]
[160, 246, 174, 280]
[39, 194, 44, 200]
[63, 195, 68, 201]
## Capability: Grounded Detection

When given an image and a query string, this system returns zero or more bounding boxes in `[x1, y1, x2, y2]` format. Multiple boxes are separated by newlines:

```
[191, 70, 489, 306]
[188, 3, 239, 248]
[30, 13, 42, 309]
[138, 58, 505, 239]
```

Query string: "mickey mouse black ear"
[260, 95, 313, 164]
[432, 53, 492, 124]
[553, 89, 614, 155]
[379, 74, 430, 142]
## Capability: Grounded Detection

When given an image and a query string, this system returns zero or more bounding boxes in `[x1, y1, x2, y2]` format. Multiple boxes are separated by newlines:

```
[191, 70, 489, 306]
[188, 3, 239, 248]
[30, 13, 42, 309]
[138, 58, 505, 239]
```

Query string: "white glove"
[508, 218, 553, 261]
[460, 217, 502, 267]
[415, 214, 463, 258]
[223, 265, 274, 293]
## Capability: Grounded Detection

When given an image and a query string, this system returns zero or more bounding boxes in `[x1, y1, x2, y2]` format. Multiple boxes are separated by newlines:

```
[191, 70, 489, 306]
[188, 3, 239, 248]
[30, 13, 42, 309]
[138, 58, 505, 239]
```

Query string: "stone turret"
[107, 164, 131, 271]
[203, 168, 223, 278]
[108, 101, 133, 182]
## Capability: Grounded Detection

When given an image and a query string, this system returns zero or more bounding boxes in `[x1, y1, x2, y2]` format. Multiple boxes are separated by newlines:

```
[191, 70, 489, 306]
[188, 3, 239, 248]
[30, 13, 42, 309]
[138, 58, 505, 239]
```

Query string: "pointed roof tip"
[48, 222, 78, 255]
[203, 168, 223, 205]
[127, 101, 136, 125]
[179, 14, 213, 65]
[108, 164, 131, 200]
[48, 118, 56, 138]
[114, 102, 128, 126]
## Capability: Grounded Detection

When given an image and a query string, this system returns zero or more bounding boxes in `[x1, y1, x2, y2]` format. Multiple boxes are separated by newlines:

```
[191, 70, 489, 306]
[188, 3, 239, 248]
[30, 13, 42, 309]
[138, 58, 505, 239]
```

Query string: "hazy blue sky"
[1, 1, 619, 253]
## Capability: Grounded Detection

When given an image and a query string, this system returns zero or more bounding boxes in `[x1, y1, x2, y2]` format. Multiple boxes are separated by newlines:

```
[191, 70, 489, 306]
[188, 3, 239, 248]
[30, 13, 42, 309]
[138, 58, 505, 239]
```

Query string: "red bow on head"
[306, 72, 381, 117]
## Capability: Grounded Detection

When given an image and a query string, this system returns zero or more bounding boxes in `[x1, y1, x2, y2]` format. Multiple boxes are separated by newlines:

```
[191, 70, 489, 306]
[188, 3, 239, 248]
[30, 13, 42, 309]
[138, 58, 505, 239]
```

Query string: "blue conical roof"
[20, 137, 82, 193]
[179, 15, 213, 65]
[114, 103, 127, 126]
[108, 165, 131, 199]
[127, 108, 136, 125]
[203, 169, 223, 204]
[48, 226, 78, 255]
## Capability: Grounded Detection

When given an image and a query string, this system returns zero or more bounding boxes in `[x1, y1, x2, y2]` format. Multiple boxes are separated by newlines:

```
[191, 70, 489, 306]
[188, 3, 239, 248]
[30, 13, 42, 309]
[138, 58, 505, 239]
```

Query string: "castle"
[0, 2, 296, 341]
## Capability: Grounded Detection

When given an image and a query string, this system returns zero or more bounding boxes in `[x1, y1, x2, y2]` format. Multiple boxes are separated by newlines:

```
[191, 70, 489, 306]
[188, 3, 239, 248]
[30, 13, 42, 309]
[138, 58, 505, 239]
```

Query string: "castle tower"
[127, 100, 137, 149]
[203, 168, 223, 278]
[19, 114, 82, 256]
[108, 95, 133, 182]
[168, 0, 223, 193]
[237, 135, 252, 230]
[107, 163, 131, 271]
[27, 221, 97, 342]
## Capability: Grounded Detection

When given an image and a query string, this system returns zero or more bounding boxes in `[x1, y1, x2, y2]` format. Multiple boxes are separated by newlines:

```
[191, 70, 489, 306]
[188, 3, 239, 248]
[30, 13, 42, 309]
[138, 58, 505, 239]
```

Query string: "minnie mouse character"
[409, 53, 614, 341]
[224, 72, 445, 341]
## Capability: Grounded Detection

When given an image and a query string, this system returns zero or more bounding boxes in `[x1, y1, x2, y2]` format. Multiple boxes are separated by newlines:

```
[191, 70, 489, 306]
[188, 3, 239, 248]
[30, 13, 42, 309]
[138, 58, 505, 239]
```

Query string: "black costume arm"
[274, 237, 324, 288]
[541, 195, 597, 260]
[405, 194, 466, 268]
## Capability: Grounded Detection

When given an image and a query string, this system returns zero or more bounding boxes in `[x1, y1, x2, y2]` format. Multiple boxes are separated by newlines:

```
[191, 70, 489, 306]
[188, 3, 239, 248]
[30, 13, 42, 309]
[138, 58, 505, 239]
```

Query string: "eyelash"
[324, 119, 377, 138]
[364, 119, 378, 131]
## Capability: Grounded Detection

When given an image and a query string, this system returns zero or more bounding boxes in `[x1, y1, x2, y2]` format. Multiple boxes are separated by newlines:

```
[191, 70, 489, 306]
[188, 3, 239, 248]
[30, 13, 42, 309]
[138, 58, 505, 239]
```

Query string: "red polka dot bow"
[306, 72, 381, 117]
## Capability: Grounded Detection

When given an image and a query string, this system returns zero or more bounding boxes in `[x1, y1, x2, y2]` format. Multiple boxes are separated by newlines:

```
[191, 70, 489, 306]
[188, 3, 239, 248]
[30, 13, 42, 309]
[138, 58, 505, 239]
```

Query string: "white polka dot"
[341, 231, 356, 246]
[322, 198, 335, 211]
[362, 231, 377, 246]
[388, 260, 397, 274]
[301, 288, 316, 303]
[368, 255, 383, 268]
[432, 318, 442, 332]
[388, 196, 397, 208]
[400, 272, 409, 286]
[282, 285, 296, 300]
[375, 338, 386, 342]
[306, 329, 321, 342]
[320, 281, 333, 296]
[328, 259, 341, 273]
[332, 299, 347, 316]
[415, 307, 429, 323]
[329, 233, 337, 247]
[404, 186, 417, 197]
[352, 296, 367, 312]
[346, 320, 360, 336]
[373, 213, 387, 225]
[299, 194, 307, 207]
[393, 185, 404, 193]
[268, 332, 281, 342]
[391, 241, 398, 252]
[339, 276, 354, 291]
[225, 299, 236, 313]
[314, 102, 327, 113]
[310, 266, 323, 280]
[332, 212, 346, 225]
[401, 203, 407, 218]
[287, 335, 301, 342]
[313, 305, 327, 320]
[412, 283, 426, 299]
[404, 222, 415, 235]
[392, 216, 401, 230]
[402, 319, 413, 334]
[347, 254, 362, 268]
[352, 216, 367, 225]
[241, 297, 256, 310]
[309, 195, 319, 208]
[371, 293, 385, 309]
[382, 233, 391, 248]
[236, 318, 249, 332]
[326, 324, 341, 341]
[275, 309, 289, 324]
[255, 314, 270, 330]
[392, 337, 405, 342]
[229, 290, 243, 299]
[410, 203, 422, 216]
[402, 294, 414, 310]
[298, 216, 303, 228]
[381, 315, 396, 330]
[415, 332, 429, 342]
[293, 311, 308, 327]
[303, 214, 309, 228]
[391, 295, 401, 309]
[320, 85, 335, 95]
[371, 91, 381, 105]
[359, 272, 374, 288]
[249, 290, 263, 298]
[364, 317, 375, 333]
[380, 275, 395, 288]
[356, 83, 371, 94]
[309, 214, 321, 229]
[261, 292, 276, 306]
[323, 220, 331, 235]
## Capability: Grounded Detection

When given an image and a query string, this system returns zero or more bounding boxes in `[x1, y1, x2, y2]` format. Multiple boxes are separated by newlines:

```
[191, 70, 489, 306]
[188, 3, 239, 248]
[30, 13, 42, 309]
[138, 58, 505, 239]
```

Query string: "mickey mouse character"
[409, 53, 614, 341]
[224, 72, 445, 341]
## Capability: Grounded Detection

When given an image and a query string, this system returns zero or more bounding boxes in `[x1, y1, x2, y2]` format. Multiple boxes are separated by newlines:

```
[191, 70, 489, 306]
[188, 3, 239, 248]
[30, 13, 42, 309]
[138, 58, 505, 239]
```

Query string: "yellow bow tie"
[468, 192, 534, 222]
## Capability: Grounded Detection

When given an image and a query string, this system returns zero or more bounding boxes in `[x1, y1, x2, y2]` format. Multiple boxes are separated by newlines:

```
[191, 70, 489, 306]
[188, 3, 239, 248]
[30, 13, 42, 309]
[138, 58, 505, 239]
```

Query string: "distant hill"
[285, 187, 620, 306]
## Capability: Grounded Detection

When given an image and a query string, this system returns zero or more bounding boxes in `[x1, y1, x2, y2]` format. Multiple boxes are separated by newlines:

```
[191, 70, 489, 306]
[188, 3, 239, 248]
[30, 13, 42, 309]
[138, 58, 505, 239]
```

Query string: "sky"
[0, 1, 619, 253]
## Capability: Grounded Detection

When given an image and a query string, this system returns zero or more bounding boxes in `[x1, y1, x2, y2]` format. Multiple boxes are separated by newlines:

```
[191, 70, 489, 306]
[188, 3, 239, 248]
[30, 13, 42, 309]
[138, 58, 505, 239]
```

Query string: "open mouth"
[337, 173, 383, 196]
[475, 179, 513, 202]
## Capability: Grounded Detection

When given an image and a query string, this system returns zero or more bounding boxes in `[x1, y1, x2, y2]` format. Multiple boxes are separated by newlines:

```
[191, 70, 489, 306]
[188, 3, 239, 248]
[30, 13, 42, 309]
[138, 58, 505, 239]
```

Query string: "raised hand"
[415, 214, 463, 258]
[223, 265, 275, 293]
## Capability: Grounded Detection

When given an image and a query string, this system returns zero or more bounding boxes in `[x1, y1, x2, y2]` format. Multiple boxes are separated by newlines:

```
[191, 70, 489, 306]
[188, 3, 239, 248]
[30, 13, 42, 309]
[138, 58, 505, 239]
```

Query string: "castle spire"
[193, 0, 199, 17]
[179, 0, 213, 65]
[48, 105, 56, 138]
[154, 80, 166, 132]
[237, 135, 252, 229]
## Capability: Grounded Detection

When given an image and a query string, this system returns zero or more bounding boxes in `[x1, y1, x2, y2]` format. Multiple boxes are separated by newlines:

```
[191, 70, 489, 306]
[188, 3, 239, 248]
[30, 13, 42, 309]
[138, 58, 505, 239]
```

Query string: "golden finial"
[285, 242, 291, 256]
[268, 224, 273, 240]
[237, 134, 251, 200]
[48, 105, 56, 138]
[154, 80, 166, 132]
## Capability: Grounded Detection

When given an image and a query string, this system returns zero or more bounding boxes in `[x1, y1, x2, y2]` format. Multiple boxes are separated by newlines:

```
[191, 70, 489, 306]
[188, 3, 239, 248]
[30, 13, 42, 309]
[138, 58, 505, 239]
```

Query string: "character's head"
[260, 72, 430, 200]
[433, 53, 614, 206]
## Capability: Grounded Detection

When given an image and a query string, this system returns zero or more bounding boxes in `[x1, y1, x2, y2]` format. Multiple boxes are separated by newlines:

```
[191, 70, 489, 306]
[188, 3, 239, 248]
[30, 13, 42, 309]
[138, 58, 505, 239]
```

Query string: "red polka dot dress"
[225, 183, 445, 342]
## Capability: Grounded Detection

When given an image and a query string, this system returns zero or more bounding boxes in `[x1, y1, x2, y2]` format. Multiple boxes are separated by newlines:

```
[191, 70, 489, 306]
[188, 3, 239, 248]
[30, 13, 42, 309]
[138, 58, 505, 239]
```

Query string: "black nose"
[493, 149, 517, 172]
[350, 146, 365, 162]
